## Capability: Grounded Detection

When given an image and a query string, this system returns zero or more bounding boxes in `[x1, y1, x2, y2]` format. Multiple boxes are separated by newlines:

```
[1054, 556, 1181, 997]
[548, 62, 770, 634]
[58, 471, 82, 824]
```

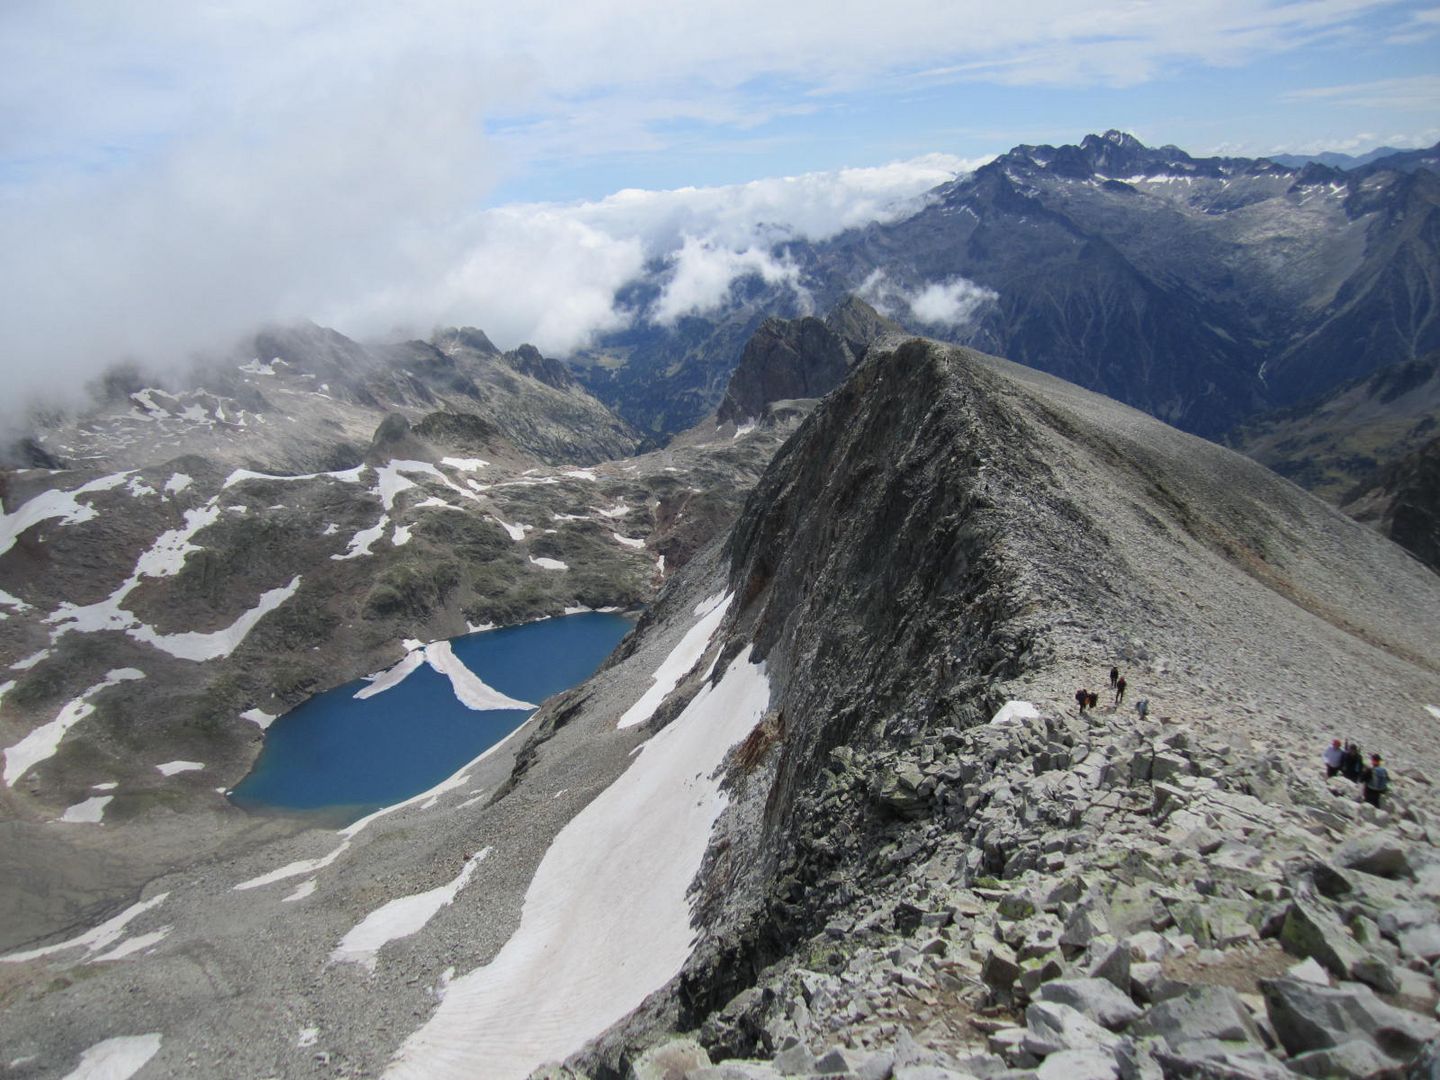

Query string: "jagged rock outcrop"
[1342, 434, 1440, 573]
[715, 298, 903, 428]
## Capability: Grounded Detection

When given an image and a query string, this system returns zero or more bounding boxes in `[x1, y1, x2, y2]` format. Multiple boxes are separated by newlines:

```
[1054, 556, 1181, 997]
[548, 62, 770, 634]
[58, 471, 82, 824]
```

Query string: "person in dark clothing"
[1114, 675, 1126, 706]
[1076, 687, 1089, 713]
[1341, 742, 1363, 782]
[1087, 691, 1099, 710]
[1109, 666, 1119, 691]
[1364, 754, 1390, 807]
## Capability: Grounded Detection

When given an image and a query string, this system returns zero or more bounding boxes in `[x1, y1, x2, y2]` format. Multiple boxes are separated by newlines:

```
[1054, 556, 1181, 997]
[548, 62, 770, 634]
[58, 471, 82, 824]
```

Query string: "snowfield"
[385, 648, 770, 1080]
[618, 592, 731, 729]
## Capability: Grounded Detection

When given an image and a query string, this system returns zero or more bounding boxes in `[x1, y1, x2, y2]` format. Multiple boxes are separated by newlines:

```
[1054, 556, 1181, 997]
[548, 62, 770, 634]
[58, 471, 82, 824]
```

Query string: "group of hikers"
[1075, 667, 1147, 719]
[1322, 739, 1391, 808]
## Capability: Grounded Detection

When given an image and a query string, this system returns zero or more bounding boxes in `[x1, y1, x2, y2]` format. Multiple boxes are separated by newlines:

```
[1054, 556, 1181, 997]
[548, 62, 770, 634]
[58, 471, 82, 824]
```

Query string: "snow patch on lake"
[424, 642, 536, 711]
[3, 669, 146, 784]
[384, 650, 769, 1080]
[59, 1033, 162, 1080]
[617, 593, 731, 729]
[332, 849, 490, 971]
[355, 650, 427, 700]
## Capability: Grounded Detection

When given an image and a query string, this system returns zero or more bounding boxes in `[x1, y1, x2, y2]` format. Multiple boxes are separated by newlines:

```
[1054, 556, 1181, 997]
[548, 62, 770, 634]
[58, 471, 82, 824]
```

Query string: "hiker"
[1087, 691, 1099, 710]
[1135, 698, 1149, 720]
[1114, 675, 1126, 706]
[1322, 739, 1344, 778]
[1364, 754, 1390, 808]
[1076, 687, 1089, 713]
[1341, 742, 1363, 782]
[1109, 666, 1119, 691]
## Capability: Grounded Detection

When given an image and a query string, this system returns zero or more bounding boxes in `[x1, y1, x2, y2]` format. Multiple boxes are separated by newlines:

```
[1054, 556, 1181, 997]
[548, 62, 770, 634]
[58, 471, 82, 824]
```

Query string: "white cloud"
[0, 0, 1417, 425]
[1283, 74, 1440, 110]
[860, 270, 998, 328]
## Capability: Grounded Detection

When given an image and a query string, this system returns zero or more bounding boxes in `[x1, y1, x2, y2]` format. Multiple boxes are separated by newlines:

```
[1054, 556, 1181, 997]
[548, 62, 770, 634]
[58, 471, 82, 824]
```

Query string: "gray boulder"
[1335, 835, 1413, 879]
[1260, 976, 1440, 1058]
[1152, 1044, 1294, 1080]
[1035, 1047, 1120, 1080]
[1023, 1001, 1124, 1057]
[630, 1038, 711, 1080]
[1288, 1039, 1403, 1079]
[1036, 978, 1144, 1031]
[1135, 985, 1262, 1049]
[1280, 900, 1367, 980]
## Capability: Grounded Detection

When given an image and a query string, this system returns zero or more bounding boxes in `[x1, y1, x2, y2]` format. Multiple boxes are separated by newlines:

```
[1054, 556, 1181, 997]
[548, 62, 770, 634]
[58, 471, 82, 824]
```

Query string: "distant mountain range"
[575, 131, 1440, 443]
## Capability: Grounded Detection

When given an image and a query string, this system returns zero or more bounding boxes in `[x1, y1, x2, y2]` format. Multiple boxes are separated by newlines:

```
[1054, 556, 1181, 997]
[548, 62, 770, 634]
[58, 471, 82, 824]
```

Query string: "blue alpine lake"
[230, 611, 634, 820]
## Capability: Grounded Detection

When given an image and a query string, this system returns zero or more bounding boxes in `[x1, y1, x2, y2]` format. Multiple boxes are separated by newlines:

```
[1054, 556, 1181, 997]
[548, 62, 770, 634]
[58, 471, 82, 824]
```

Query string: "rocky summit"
[2, 335, 1435, 1080]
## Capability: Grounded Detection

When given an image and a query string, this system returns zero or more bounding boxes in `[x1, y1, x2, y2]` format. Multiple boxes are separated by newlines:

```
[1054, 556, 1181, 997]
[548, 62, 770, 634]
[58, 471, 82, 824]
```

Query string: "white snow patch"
[550, 512, 588, 522]
[732, 423, 756, 440]
[384, 650, 769, 1080]
[322, 522, 340, 535]
[1426, 705, 1440, 721]
[441, 458, 489, 472]
[413, 497, 456, 510]
[90, 927, 170, 962]
[656, 555, 666, 576]
[222, 465, 365, 489]
[493, 518, 528, 542]
[528, 556, 567, 571]
[156, 760, 204, 776]
[240, 707, 278, 729]
[164, 474, 192, 495]
[298, 1028, 319, 1048]
[134, 503, 221, 577]
[0, 587, 31, 612]
[393, 524, 413, 546]
[617, 593, 732, 729]
[0, 472, 131, 556]
[92, 781, 118, 791]
[562, 469, 598, 481]
[612, 532, 646, 549]
[466, 621, 497, 634]
[235, 840, 352, 891]
[3, 669, 146, 785]
[990, 700, 1040, 726]
[332, 849, 491, 972]
[239, 359, 278, 375]
[332, 518, 388, 560]
[424, 642, 536, 711]
[59, 795, 112, 823]
[125, 476, 158, 498]
[355, 649, 426, 700]
[284, 880, 318, 903]
[60, 1034, 162, 1080]
[563, 606, 593, 615]
[0, 892, 169, 963]
[595, 501, 629, 519]
[127, 577, 300, 661]
[11, 648, 50, 671]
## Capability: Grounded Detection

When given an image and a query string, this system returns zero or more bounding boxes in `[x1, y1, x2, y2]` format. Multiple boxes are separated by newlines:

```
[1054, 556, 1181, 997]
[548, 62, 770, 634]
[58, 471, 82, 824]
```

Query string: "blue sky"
[1, 0, 1437, 405]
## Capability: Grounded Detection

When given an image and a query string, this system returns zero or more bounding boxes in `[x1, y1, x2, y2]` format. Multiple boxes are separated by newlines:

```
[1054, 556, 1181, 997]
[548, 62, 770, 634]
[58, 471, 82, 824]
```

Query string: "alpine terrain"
[1, 335, 1436, 1080]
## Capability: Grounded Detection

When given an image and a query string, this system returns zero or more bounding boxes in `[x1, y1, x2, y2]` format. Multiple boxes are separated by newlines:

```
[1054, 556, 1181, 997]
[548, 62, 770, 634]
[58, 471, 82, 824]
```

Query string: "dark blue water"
[230, 612, 633, 819]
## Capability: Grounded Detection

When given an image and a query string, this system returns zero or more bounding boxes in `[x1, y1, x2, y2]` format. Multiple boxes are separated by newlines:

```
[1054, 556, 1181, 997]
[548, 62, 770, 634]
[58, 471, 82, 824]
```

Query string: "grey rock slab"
[1280, 899, 1367, 980]
[1034, 1047, 1121, 1080]
[1260, 976, 1440, 1058]
[893, 1068, 984, 1080]
[1134, 986, 1262, 1049]
[1035, 978, 1144, 1031]
[1287, 1038, 1402, 1079]
[1401, 925, 1440, 963]
[688, 1065, 785, 1080]
[632, 1038, 712, 1080]
[1023, 1001, 1124, 1057]
[1335, 835, 1414, 880]
[1287, 958, 1333, 986]
[1152, 1044, 1294, 1080]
